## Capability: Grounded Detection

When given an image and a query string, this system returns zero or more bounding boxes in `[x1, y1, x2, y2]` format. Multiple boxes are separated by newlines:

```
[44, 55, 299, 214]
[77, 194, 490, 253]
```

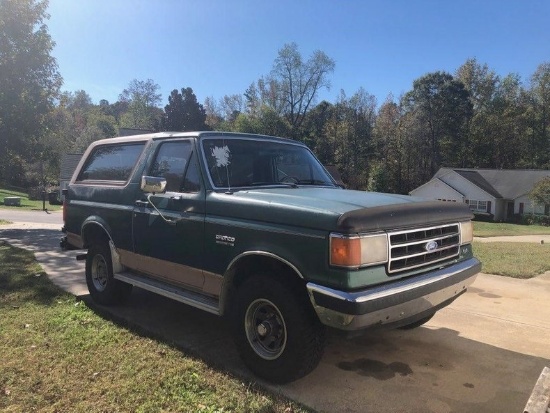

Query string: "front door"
[131, 139, 206, 290]
[506, 202, 515, 221]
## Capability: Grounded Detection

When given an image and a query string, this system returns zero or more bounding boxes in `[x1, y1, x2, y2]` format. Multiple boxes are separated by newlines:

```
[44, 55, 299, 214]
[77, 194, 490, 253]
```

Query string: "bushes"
[519, 214, 550, 227]
[472, 212, 494, 222]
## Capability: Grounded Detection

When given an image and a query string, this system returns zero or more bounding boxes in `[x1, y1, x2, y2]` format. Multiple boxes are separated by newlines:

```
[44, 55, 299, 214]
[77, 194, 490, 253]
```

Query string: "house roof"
[434, 168, 550, 200]
[60, 153, 83, 180]
[410, 177, 465, 198]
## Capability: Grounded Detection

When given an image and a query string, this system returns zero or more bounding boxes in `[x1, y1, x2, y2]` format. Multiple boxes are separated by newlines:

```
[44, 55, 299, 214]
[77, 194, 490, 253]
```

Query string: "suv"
[62, 131, 481, 383]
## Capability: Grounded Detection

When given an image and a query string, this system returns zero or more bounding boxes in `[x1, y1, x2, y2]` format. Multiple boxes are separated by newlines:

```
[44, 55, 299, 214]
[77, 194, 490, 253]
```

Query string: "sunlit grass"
[0, 188, 61, 211]
[473, 221, 550, 237]
[473, 241, 550, 278]
[0, 242, 307, 413]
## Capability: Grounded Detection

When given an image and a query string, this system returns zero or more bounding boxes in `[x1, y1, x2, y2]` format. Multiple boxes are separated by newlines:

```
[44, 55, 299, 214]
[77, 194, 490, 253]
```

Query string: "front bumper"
[307, 258, 481, 331]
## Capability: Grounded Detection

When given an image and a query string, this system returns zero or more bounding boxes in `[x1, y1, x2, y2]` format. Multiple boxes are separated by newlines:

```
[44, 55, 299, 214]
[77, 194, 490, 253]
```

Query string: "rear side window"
[77, 143, 145, 182]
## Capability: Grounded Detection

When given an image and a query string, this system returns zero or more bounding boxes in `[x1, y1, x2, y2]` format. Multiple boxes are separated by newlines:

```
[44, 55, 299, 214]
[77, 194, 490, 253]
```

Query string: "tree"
[489, 74, 528, 168]
[456, 58, 498, 112]
[160, 87, 207, 131]
[271, 43, 335, 136]
[300, 100, 333, 160]
[204, 96, 224, 130]
[402, 71, 472, 177]
[372, 95, 405, 193]
[320, 89, 376, 190]
[528, 63, 550, 167]
[455, 58, 499, 168]
[0, 0, 62, 185]
[220, 94, 245, 122]
[529, 177, 550, 210]
[247, 43, 335, 138]
[118, 79, 162, 130]
[47, 91, 118, 160]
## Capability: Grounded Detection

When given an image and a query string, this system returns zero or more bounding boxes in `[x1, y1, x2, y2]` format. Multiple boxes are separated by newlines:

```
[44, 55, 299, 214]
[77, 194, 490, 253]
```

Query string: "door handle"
[135, 200, 149, 208]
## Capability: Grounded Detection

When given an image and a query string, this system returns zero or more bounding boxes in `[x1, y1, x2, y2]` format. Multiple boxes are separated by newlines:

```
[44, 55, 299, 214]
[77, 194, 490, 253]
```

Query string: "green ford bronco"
[62, 131, 481, 383]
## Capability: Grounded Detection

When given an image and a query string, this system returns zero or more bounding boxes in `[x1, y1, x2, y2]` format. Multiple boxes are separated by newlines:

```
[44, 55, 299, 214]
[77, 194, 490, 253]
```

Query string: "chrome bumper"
[307, 258, 481, 330]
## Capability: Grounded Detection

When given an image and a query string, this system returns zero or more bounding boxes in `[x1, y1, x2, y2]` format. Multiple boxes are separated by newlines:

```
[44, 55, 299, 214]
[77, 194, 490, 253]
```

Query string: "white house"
[410, 168, 550, 221]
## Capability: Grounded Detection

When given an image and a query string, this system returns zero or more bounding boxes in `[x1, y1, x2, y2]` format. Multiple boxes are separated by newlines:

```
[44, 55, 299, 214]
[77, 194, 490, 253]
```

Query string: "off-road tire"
[85, 242, 132, 305]
[232, 275, 326, 383]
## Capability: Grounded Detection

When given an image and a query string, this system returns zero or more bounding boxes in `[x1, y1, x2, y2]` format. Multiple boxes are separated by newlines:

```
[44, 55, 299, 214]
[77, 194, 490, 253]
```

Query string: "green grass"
[473, 241, 550, 278]
[0, 219, 11, 225]
[0, 242, 307, 413]
[473, 221, 550, 237]
[0, 188, 61, 211]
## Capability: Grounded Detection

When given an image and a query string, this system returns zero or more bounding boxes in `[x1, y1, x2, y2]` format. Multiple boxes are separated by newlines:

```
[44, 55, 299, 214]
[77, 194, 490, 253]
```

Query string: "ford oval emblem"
[425, 240, 439, 252]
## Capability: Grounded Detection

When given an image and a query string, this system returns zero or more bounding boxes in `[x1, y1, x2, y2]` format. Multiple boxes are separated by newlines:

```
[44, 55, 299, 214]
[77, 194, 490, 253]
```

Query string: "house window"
[468, 200, 488, 212]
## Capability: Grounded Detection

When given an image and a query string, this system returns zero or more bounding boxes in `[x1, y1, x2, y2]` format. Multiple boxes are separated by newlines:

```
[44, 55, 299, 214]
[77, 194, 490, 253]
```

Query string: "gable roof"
[60, 153, 83, 180]
[410, 177, 465, 198]
[434, 168, 550, 200]
[454, 170, 502, 198]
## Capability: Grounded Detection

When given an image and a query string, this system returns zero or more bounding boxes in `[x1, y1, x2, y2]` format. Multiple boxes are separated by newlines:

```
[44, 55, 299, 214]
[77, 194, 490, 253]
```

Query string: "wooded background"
[1, 0, 549, 196]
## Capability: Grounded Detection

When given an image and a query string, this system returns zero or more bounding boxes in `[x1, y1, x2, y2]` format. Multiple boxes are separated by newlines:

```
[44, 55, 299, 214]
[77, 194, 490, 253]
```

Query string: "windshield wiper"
[249, 182, 298, 188]
[295, 179, 334, 186]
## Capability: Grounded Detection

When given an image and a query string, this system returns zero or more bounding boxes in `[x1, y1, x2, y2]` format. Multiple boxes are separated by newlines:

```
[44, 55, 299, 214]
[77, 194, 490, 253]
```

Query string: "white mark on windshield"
[211, 145, 231, 167]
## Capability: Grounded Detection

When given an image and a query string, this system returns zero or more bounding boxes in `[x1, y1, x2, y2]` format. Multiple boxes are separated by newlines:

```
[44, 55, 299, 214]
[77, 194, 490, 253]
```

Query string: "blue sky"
[47, 0, 550, 108]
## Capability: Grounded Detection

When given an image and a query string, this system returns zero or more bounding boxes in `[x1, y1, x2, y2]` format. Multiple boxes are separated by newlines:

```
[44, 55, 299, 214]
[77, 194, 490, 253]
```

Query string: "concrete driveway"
[1, 215, 549, 413]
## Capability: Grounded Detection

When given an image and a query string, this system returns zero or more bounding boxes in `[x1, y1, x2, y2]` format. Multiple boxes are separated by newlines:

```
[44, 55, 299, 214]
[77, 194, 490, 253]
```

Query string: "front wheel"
[85, 242, 132, 305]
[232, 276, 326, 383]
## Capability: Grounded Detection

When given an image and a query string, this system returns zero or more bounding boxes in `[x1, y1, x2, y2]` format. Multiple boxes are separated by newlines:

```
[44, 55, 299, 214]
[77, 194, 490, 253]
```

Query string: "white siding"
[515, 195, 546, 215]
[410, 179, 463, 202]
[439, 172, 497, 215]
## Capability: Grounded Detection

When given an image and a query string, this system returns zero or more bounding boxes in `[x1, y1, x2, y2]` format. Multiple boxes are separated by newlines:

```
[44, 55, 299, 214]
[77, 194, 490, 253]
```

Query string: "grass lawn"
[473, 241, 550, 278]
[0, 242, 307, 413]
[0, 219, 11, 225]
[473, 221, 550, 237]
[0, 188, 61, 211]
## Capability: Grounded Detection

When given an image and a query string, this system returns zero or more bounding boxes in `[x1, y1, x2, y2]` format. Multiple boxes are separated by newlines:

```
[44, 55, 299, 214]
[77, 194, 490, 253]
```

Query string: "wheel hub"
[245, 299, 287, 360]
[257, 321, 269, 337]
[92, 254, 108, 291]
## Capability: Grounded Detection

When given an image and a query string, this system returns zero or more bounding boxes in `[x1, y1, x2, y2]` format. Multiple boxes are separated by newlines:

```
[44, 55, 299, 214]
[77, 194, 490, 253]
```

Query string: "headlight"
[330, 233, 388, 268]
[459, 221, 473, 244]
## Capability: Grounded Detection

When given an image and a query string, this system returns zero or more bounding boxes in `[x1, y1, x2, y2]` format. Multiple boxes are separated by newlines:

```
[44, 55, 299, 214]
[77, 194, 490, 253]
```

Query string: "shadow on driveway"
[1, 227, 548, 413]
[85, 288, 548, 413]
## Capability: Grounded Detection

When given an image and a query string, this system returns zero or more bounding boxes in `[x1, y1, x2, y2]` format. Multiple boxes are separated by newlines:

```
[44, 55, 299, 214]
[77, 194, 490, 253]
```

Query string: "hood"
[206, 187, 473, 233]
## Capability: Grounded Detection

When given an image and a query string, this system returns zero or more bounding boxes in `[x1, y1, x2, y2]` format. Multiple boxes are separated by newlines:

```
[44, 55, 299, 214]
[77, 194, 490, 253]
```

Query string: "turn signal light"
[330, 236, 361, 267]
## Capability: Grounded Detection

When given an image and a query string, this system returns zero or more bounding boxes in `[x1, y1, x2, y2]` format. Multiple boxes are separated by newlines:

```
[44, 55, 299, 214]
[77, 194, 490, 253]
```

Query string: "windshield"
[201, 137, 336, 189]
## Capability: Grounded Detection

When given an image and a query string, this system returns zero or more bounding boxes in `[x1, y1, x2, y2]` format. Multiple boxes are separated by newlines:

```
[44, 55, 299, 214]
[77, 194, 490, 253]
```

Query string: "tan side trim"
[203, 271, 223, 296]
[67, 232, 84, 249]
[118, 249, 221, 295]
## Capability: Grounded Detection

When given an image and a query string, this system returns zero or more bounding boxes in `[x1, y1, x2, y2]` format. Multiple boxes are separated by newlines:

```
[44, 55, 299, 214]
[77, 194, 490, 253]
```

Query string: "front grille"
[388, 224, 460, 274]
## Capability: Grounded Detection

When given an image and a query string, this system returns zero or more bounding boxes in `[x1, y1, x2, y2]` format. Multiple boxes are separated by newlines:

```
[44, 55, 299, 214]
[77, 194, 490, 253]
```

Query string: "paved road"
[1, 216, 549, 413]
[0, 208, 63, 225]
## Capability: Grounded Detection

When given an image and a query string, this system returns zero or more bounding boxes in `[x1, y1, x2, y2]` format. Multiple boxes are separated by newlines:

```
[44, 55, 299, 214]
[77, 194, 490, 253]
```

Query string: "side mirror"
[141, 176, 167, 194]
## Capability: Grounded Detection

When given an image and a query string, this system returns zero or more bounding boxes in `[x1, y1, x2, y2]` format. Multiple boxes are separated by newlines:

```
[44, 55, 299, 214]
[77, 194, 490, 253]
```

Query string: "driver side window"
[149, 140, 200, 192]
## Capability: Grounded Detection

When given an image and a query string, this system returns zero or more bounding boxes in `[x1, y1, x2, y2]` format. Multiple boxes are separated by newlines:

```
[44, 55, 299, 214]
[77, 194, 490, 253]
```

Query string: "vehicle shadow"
[2, 227, 548, 413]
[83, 285, 548, 413]
[80, 288, 247, 380]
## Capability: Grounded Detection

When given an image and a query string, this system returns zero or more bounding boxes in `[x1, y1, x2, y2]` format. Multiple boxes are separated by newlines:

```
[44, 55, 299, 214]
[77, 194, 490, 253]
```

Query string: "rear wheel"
[232, 275, 326, 383]
[85, 242, 132, 305]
